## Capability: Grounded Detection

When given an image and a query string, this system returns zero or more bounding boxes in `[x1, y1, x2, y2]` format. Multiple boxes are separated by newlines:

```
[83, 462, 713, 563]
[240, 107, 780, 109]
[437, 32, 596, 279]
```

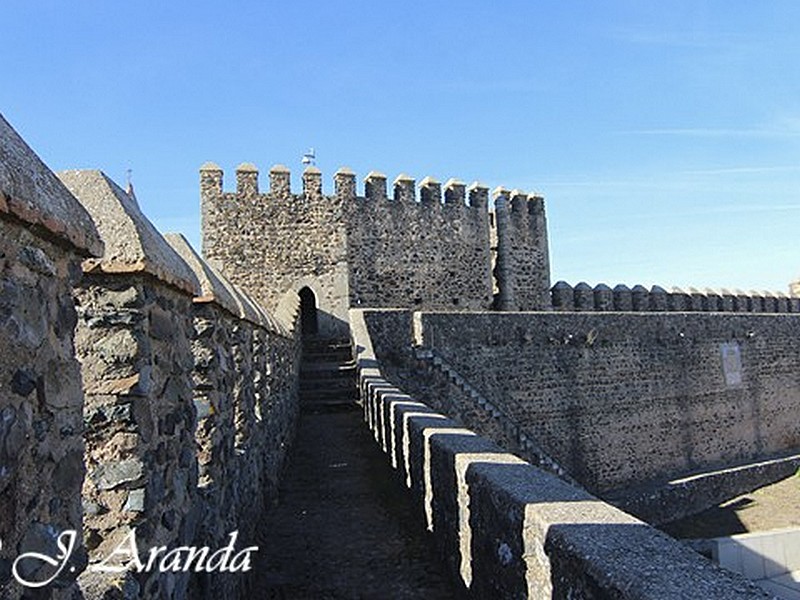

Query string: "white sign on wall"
[720, 342, 743, 387]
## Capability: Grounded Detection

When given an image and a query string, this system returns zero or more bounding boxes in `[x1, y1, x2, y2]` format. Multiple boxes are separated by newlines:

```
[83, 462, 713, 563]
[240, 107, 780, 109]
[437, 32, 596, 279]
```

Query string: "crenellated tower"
[201, 163, 552, 335]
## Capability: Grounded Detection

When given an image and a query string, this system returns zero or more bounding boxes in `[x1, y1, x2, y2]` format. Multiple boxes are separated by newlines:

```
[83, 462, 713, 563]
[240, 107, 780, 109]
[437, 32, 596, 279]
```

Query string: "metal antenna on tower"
[301, 148, 316, 166]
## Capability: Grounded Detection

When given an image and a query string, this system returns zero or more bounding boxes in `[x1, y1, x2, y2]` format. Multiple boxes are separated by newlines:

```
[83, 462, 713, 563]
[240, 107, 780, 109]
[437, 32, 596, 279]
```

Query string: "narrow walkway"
[251, 339, 456, 599]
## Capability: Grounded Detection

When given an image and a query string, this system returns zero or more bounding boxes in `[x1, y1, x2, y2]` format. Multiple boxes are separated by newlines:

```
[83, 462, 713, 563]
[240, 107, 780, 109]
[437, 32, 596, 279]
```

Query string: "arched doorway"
[299, 287, 318, 337]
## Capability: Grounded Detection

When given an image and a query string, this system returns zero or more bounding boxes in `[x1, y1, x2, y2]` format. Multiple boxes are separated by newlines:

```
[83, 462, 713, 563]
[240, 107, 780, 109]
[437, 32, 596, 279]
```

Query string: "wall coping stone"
[0, 113, 103, 257]
[164, 233, 283, 333]
[58, 169, 200, 295]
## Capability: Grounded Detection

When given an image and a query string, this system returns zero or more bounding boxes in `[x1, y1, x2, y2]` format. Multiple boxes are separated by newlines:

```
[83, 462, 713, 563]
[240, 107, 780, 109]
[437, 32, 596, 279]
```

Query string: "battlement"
[551, 281, 797, 313]
[199, 163, 519, 210]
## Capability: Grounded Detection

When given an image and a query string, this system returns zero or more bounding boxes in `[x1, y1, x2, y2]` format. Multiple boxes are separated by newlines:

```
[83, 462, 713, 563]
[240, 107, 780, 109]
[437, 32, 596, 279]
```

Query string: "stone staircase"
[412, 346, 576, 485]
[299, 337, 358, 410]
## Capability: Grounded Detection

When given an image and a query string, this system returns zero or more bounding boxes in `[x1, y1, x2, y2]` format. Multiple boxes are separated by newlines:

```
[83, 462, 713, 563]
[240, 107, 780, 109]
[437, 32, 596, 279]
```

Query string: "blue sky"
[3, 1, 800, 292]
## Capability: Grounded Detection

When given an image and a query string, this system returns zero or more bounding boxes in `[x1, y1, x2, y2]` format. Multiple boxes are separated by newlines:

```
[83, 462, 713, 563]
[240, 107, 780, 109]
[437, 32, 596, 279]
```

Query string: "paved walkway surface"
[250, 406, 457, 599]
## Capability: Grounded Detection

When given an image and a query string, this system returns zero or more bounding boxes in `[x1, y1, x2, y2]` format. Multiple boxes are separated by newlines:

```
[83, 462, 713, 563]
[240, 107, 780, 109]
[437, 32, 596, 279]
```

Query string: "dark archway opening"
[299, 287, 318, 337]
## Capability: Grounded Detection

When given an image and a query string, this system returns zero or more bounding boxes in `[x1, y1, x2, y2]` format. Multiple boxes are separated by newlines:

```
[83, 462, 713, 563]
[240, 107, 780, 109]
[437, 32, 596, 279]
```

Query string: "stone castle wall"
[55, 169, 303, 599]
[346, 173, 493, 310]
[201, 164, 350, 337]
[74, 273, 199, 598]
[351, 309, 771, 600]
[361, 309, 800, 500]
[200, 164, 551, 326]
[0, 114, 103, 599]
[493, 189, 550, 310]
[0, 218, 92, 598]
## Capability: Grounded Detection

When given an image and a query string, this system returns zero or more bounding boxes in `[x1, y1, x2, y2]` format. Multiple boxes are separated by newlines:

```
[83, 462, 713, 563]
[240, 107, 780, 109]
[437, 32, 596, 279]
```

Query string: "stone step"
[300, 363, 357, 377]
[300, 380, 356, 394]
[299, 336, 358, 409]
[300, 382, 357, 396]
[303, 350, 354, 364]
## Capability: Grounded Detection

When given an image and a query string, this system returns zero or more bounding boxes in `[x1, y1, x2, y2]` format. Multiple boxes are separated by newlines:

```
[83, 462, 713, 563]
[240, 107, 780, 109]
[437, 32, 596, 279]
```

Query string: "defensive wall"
[200, 164, 551, 338]
[0, 114, 103, 599]
[4, 105, 800, 598]
[360, 305, 800, 525]
[0, 115, 302, 600]
[351, 309, 772, 599]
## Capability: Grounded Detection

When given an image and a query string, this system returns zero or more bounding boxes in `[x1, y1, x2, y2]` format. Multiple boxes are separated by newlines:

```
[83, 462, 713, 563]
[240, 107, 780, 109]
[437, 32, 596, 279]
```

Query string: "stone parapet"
[550, 281, 795, 313]
[0, 114, 103, 257]
[350, 309, 771, 599]
[58, 169, 200, 296]
[0, 115, 103, 599]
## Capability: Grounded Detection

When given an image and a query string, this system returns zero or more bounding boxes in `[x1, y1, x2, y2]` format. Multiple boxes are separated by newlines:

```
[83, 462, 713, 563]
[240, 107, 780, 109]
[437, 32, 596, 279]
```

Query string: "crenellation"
[593, 283, 613, 311]
[443, 178, 465, 207]
[0, 115, 102, 600]
[734, 290, 749, 312]
[334, 166, 356, 200]
[775, 291, 790, 313]
[669, 287, 690, 311]
[269, 164, 292, 198]
[719, 289, 736, 312]
[364, 171, 388, 201]
[551, 280, 574, 310]
[613, 283, 632, 311]
[649, 285, 668, 310]
[492, 189, 514, 310]
[510, 189, 528, 217]
[200, 161, 224, 197]
[236, 162, 259, 197]
[302, 165, 323, 199]
[631, 284, 649, 311]
[747, 291, 764, 313]
[762, 290, 778, 313]
[574, 281, 594, 311]
[700, 287, 718, 311]
[467, 181, 489, 210]
[686, 287, 704, 311]
[393, 173, 416, 202]
[419, 176, 441, 205]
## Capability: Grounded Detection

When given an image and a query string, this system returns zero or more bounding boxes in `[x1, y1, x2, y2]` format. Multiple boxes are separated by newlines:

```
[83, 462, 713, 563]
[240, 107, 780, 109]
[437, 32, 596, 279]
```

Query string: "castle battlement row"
[199, 162, 544, 217]
[551, 281, 797, 313]
[202, 161, 551, 331]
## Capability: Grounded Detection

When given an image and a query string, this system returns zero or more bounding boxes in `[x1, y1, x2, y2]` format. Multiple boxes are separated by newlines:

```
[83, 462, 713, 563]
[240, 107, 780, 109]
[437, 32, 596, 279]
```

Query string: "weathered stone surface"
[365, 309, 800, 505]
[0, 113, 102, 256]
[200, 165, 549, 330]
[58, 169, 200, 295]
[0, 141, 89, 599]
[351, 310, 771, 599]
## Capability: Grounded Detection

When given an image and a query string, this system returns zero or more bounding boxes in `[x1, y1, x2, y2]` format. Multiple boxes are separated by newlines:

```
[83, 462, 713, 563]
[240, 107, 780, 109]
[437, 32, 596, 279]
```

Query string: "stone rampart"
[0, 114, 103, 599]
[350, 309, 771, 599]
[166, 234, 300, 600]
[61, 170, 203, 598]
[552, 281, 797, 313]
[414, 311, 800, 496]
[59, 170, 301, 599]
[200, 163, 551, 325]
[357, 308, 800, 521]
